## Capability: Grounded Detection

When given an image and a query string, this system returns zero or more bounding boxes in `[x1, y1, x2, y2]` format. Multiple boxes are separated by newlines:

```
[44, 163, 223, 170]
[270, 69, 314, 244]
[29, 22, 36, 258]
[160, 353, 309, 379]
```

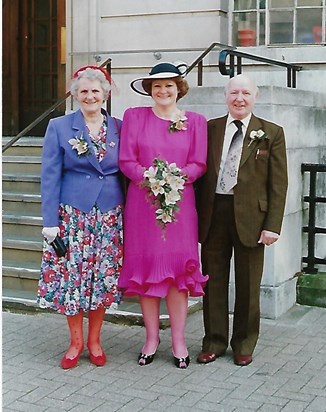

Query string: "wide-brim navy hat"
[130, 62, 188, 96]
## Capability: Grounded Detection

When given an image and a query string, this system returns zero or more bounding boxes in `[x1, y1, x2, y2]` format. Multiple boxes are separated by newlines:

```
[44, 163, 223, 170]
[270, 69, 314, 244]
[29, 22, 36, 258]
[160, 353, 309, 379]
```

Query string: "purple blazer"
[41, 109, 123, 227]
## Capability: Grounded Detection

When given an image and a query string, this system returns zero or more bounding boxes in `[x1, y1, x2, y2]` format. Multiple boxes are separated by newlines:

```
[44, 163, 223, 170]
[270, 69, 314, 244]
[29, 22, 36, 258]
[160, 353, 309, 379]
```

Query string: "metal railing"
[218, 49, 302, 87]
[301, 163, 326, 273]
[184, 42, 236, 85]
[2, 42, 302, 153]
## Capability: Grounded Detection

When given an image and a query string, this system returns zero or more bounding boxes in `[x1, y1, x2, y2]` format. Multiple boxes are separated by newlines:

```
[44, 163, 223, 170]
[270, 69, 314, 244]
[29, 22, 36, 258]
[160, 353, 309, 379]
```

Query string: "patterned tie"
[219, 120, 243, 192]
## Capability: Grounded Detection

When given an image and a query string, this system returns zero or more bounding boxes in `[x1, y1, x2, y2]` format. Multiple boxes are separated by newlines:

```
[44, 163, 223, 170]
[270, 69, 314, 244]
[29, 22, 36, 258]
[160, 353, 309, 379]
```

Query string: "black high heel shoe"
[138, 339, 160, 366]
[138, 352, 156, 366]
[173, 355, 190, 369]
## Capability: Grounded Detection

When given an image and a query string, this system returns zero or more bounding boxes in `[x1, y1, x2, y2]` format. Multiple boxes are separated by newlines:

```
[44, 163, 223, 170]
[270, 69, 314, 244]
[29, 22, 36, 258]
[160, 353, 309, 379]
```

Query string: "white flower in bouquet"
[163, 173, 185, 191]
[142, 158, 187, 238]
[165, 190, 181, 206]
[144, 165, 158, 182]
[155, 209, 173, 224]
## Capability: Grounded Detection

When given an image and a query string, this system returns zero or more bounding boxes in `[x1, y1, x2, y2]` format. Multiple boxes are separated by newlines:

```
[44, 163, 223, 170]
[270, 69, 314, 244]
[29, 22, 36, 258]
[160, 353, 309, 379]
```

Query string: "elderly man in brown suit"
[196, 74, 288, 366]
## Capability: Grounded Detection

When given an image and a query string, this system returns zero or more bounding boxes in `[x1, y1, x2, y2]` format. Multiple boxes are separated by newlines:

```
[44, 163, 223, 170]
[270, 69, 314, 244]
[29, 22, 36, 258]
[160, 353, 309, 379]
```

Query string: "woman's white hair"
[70, 67, 112, 100]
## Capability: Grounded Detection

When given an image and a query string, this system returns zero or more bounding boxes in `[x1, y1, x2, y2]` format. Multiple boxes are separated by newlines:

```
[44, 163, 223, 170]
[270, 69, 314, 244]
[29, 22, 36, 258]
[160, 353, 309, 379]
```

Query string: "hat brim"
[130, 72, 181, 96]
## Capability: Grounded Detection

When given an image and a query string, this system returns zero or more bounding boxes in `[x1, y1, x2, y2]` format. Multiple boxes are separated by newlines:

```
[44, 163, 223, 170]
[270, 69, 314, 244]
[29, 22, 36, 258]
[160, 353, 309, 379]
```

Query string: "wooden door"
[2, 0, 20, 136]
[2, 0, 66, 137]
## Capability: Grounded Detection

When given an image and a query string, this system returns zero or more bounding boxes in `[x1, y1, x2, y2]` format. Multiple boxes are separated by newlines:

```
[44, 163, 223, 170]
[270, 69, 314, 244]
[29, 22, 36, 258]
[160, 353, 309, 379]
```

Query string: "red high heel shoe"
[60, 347, 84, 369]
[87, 345, 107, 367]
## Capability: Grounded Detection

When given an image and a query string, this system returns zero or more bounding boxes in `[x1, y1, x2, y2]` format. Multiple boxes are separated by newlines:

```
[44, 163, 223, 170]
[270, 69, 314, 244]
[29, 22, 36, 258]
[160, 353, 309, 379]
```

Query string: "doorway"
[2, 0, 66, 136]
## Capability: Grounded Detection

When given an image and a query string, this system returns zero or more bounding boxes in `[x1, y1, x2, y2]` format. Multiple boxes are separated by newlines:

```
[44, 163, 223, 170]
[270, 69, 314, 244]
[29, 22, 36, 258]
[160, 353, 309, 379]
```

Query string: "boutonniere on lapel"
[68, 132, 90, 156]
[248, 129, 269, 147]
[168, 110, 188, 133]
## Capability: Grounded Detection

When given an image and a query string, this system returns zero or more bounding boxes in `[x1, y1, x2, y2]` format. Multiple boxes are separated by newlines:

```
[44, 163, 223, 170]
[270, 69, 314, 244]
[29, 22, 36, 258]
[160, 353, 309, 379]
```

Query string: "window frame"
[231, 0, 326, 46]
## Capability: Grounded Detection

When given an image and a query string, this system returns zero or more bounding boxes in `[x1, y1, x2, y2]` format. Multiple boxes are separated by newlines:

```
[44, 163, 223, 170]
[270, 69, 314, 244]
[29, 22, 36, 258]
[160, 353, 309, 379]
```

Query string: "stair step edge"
[3, 238, 43, 250]
[2, 155, 42, 163]
[2, 192, 41, 202]
[2, 214, 42, 224]
[2, 137, 43, 146]
[3, 263, 40, 273]
[2, 173, 40, 182]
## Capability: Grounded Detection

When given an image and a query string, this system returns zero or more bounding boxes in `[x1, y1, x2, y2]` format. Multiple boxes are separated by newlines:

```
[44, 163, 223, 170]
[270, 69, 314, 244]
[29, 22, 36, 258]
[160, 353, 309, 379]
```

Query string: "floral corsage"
[248, 129, 269, 147]
[68, 133, 90, 156]
[142, 158, 187, 238]
[168, 110, 188, 133]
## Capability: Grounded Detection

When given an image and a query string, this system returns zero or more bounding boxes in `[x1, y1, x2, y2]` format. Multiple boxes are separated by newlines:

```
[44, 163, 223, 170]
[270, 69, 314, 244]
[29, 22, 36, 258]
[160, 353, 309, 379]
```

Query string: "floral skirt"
[37, 203, 123, 316]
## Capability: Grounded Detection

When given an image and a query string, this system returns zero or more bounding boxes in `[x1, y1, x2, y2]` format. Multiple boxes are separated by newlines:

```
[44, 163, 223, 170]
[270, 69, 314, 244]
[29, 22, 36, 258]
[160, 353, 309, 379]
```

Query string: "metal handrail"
[2, 92, 70, 153]
[218, 49, 302, 88]
[184, 42, 236, 86]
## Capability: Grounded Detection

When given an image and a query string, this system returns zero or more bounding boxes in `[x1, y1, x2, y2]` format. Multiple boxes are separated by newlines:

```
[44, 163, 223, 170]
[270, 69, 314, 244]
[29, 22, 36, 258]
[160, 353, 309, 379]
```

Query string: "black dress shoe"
[173, 355, 190, 369]
[197, 351, 218, 364]
[233, 354, 253, 366]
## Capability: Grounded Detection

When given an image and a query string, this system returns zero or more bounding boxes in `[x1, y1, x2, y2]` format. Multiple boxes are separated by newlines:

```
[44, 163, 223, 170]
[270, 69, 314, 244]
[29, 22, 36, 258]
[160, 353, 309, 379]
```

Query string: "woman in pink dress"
[118, 62, 208, 368]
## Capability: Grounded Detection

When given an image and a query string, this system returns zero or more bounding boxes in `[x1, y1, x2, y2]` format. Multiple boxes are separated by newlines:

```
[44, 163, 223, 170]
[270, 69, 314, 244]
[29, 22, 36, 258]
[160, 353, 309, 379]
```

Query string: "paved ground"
[2, 304, 326, 412]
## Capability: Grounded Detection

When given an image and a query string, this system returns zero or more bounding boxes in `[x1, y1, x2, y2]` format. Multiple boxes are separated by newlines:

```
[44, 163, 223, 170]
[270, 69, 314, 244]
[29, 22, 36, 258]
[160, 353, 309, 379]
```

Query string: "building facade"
[2, 0, 326, 317]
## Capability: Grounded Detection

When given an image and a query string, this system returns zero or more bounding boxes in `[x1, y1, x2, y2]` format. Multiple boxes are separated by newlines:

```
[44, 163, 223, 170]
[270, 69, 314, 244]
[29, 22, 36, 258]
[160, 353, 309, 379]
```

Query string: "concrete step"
[2, 238, 43, 266]
[2, 192, 41, 215]
[2, 173, 41, 194]
[2, 136, 43, 156]
[2, 155, 42, 174]
[2, 212, 43, 225]
[3, 220, 42, 239]
[2, 137, 43, 293]
[2, 262, 40, 291]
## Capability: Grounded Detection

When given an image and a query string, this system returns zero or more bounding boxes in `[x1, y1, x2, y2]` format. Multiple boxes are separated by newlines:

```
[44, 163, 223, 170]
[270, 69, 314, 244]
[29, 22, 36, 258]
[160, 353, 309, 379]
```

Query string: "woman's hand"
[42, 227, 60, 243]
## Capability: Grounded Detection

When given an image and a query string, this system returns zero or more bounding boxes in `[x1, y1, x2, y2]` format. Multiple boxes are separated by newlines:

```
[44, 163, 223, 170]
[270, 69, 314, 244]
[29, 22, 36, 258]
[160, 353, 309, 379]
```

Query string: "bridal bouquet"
[142, 158, 187, 237]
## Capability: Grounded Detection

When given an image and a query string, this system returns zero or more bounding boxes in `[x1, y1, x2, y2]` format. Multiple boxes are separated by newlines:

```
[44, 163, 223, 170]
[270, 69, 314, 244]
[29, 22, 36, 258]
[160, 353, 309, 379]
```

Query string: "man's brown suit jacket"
[196, 114, 288, 247]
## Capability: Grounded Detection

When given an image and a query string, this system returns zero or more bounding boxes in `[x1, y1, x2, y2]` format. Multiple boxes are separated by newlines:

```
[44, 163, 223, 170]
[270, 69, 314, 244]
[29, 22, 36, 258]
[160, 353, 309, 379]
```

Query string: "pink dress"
[118, 107, 208, 297]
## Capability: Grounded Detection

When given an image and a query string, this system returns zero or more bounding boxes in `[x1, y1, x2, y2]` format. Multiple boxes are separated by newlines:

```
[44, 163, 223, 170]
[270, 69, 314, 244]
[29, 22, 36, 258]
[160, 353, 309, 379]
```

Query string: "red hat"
[73, 65, 112, 83]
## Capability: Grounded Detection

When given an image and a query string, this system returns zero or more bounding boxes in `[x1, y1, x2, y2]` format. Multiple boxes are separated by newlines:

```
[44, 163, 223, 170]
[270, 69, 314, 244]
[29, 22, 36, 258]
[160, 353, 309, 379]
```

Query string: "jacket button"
[99, 175, 103, 180]
[86, 175, 90, 179]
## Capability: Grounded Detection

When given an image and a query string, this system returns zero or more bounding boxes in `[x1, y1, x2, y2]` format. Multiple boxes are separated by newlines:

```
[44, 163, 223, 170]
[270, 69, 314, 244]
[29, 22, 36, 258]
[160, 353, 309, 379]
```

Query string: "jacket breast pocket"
[255, 149, 269, 160]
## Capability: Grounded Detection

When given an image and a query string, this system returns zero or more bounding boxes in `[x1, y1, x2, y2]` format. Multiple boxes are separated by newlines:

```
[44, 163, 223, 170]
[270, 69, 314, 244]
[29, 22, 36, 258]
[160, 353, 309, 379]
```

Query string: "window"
[232, 0, 325, 46]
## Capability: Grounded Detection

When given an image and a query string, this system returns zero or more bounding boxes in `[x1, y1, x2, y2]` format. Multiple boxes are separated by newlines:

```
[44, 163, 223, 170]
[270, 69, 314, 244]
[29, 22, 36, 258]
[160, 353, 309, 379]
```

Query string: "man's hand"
[258, 230, 279, 246]
[42, 227, 60, 243]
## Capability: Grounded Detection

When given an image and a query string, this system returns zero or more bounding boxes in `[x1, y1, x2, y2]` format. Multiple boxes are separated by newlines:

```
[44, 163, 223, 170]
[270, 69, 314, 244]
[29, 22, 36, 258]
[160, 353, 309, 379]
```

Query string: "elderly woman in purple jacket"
[37, 66, 124, 369]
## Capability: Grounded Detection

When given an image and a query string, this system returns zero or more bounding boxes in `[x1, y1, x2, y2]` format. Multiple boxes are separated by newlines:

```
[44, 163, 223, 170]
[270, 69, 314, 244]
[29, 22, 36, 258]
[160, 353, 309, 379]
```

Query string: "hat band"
[73, 65, 112, 83]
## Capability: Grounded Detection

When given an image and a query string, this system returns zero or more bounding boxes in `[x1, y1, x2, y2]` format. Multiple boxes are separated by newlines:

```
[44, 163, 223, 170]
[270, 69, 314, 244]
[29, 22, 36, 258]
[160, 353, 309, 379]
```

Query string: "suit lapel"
[239, 115, 264, 168]
[212, 117, 227, 175]
[72, 110, 103, 173]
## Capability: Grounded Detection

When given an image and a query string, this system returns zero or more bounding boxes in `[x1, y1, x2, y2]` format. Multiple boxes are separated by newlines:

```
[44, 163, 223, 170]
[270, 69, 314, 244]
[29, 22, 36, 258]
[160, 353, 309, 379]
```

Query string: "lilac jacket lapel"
[71, 110, 103, 173]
